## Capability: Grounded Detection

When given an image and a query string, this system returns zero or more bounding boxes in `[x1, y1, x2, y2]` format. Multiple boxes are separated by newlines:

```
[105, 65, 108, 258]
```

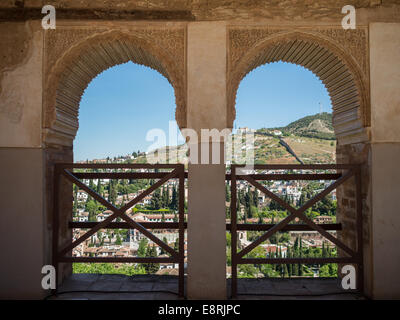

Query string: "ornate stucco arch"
[228, 27, 370, 144]
[43, 27, 186, 147]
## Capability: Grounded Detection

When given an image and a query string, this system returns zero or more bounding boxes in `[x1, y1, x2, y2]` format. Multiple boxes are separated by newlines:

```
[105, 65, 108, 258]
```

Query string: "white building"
[76, 190, 88, 202]
[78, 211, 89, 222]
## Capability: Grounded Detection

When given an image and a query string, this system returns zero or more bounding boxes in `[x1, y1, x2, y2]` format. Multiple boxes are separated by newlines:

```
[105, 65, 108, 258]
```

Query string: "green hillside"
[262, 112, 335, 140]
[131, 113, 336, 165]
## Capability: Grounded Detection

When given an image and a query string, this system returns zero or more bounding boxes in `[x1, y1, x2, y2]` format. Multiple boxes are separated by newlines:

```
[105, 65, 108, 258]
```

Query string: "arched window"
[234, 61, 335, 165]
[74, 62, 179, 162]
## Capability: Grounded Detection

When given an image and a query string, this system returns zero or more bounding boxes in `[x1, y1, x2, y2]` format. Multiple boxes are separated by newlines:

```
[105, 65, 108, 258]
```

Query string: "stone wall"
[1, 1, 400, 22]
[336, 142, 372, 294]
[337, 143, 371, 250]
[0, 21, 42, 147]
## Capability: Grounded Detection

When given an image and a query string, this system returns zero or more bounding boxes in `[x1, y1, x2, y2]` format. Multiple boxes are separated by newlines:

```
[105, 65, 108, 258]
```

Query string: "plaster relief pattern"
[0, 22, 33, 123]
[0, 78, 24, 123]
[0, 22, 42, 148]
[315, 28, 368, 75]
[0, 22, 32, 75]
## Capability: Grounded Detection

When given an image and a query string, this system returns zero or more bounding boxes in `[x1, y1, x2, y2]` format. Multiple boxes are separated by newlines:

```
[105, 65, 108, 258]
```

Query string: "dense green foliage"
[226, 234, 338, 279]
[73, 263, 146, 276]
[259, 112, 335, 140]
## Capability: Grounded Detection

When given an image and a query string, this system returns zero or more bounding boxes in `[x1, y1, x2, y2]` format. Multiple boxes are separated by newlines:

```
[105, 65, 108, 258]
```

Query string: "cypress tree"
[225, 183, 231, 202]
[283, 264, 289, 278]
[293, 261, 299, 276]
[253, 189, 259, 208]
[174, 238, 179, 252]
[170, 186, 178, 211]
[89, 179, 95, 190]
[108, 182, 112, 202]
[111, 181, 117, 205]
[287, 247, 292, 278]
[96, 179, 102, 195]
[144, 245, 159, 274]
[164, 187, 170, 208]
[244, 189, 251, 217]
[151, 189, 162, 210]
[298, 236, 303, 276]
[160, 236, 168, 255]
[137, 238, 148, 257]
[322, 242, 327, 258]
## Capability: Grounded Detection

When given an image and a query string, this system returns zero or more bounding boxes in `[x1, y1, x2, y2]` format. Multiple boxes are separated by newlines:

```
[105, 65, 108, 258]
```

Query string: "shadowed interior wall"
[0, 21, 46, 299]
[0, 148, 45, 299]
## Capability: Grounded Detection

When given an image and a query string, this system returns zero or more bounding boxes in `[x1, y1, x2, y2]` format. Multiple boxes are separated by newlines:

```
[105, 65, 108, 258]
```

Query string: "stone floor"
[233, 277, 364, 300]
[48, 274, 364, 300]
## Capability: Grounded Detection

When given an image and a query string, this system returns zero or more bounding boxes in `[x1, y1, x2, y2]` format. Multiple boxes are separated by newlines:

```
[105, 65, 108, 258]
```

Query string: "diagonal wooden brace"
[237, 170, 355, 259]
[58, 169, 179, 258]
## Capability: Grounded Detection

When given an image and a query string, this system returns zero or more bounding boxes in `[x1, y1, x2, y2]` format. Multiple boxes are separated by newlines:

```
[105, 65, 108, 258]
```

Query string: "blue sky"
[235, 62, 331, 129]
[74, 61, 332, 161]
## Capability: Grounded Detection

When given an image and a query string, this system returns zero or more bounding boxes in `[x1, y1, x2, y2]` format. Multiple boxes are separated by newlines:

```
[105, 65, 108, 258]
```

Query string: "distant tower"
[319, 102, 323, 115]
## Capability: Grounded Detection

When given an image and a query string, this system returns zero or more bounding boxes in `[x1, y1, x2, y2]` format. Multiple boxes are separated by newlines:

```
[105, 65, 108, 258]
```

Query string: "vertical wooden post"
[355, 166, 364, 294]
[52, 165, 60, 295]
[178, 164, 185, 298]
[230, 165, 237, 298]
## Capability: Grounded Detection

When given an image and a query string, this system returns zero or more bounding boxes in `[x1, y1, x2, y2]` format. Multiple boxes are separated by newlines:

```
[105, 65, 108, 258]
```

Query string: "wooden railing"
[229, 164, 363, 298]
[53, 163, 363, 299]
[52, 163, 185, 297]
